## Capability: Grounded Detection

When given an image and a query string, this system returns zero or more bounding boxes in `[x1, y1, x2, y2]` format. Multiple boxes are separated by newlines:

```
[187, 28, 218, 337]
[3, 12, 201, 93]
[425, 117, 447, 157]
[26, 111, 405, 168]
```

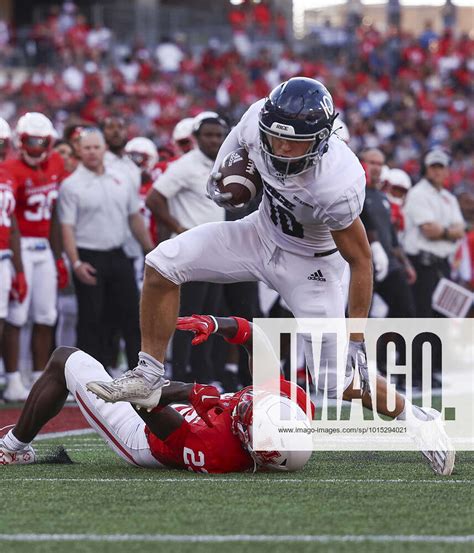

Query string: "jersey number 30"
[25, 190, 58, 222]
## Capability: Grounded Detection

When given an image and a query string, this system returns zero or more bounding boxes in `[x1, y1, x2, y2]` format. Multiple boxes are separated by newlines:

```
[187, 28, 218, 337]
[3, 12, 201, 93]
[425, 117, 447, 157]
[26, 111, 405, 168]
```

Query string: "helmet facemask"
[259, 121, 333, 178]
[231, 389, 289, 471]
[258, 77, 338, 179]
[19, 134, 53, 166]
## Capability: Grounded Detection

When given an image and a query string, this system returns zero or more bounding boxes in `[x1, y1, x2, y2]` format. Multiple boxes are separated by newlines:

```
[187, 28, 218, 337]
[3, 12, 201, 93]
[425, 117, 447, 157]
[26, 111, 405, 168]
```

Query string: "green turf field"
[1, 432, 472, 553]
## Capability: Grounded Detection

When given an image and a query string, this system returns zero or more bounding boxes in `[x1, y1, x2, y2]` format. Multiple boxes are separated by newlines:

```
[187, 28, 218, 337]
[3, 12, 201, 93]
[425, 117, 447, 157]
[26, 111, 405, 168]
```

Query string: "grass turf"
[1, 433, 472, 553]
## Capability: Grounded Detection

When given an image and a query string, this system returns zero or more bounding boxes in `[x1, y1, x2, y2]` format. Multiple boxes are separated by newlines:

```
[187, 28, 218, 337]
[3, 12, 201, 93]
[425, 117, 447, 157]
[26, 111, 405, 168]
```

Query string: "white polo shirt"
[153, 148, 225, 230]
[104, 150, 142, 257]
[403, 178, 465, 258]
[104, 150, 141, 191]
[59, 163, 140, 251]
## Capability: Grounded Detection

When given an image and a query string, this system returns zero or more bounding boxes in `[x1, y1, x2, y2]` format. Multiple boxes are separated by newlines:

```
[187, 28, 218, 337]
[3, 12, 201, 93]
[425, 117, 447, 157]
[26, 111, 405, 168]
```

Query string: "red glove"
[10, 272, 28, 303]
[56, 257, 69, 289]
[189, 383, 222, 427]
[176, 315, 216, 345]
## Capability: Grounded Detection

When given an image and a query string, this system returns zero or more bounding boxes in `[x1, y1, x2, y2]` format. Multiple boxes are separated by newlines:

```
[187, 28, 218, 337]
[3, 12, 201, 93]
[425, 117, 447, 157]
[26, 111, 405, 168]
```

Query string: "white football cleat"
[0, 440, 36, 465]
[86, 370, 169, 411]
[409, 407, 455, 476]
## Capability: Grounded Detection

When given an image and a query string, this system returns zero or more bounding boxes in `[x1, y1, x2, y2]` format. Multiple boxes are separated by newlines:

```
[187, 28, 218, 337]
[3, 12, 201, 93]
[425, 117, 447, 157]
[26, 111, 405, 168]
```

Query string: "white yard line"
[3, 477, 471, 484]
[0, 534, 471, 543]
[34, 429, 95, 441]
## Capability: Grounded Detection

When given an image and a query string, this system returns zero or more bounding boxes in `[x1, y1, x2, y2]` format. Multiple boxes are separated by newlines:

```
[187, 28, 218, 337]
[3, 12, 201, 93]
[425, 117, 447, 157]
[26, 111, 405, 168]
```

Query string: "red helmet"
[15, 112, 56, 166]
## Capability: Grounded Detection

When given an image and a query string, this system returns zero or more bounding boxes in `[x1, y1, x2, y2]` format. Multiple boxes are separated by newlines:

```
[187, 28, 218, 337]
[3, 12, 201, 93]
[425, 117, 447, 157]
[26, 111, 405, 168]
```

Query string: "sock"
[2, 429, 30, 451]
[136, 351, 165, 383]
[224, 363, 239, 374]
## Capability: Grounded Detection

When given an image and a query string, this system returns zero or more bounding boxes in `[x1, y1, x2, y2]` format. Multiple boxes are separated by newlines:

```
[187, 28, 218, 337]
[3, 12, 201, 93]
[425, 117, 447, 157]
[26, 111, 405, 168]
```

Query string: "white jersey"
[227, 99, 366, 255]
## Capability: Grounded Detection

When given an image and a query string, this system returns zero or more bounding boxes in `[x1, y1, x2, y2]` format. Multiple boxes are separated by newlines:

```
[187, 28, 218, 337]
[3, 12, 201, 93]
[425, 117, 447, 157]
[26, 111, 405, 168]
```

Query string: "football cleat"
[86, 370, 169, 411]
[0, 440, 36, 465]
[409, 407, 455, 476]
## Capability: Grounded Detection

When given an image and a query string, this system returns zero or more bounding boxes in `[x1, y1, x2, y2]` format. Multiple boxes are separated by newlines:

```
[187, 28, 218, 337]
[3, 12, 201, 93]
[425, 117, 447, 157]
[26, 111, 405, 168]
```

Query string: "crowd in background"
[0, 2, 472, 188]
[0, 1, 472, 400]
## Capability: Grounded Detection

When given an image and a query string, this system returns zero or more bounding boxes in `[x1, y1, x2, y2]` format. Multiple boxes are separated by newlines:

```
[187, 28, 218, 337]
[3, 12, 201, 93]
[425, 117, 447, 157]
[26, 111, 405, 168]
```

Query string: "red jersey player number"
[183, 447, 206, 471]
[0, 189, 15, 228]
[24, 189, 58, 222]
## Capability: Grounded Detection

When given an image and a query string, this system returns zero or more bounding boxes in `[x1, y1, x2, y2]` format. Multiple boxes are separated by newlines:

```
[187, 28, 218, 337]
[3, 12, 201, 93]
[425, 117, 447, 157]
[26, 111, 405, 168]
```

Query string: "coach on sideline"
[403, 149, 465, 317]
[58, 128, 154, 369]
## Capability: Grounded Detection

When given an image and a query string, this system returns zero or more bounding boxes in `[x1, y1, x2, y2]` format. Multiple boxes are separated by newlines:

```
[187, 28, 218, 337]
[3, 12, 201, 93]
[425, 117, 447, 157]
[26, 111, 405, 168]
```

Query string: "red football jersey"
[3, 152, 66, 238]
[0, 164, 17, 249]
[146, 404, 254, 474]
[145, 380, 314, 473]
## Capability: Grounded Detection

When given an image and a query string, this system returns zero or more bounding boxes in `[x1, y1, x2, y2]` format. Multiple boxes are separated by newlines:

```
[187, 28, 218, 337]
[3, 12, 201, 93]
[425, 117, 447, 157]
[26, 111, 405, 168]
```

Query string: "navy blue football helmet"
[259, 77, 337, 177]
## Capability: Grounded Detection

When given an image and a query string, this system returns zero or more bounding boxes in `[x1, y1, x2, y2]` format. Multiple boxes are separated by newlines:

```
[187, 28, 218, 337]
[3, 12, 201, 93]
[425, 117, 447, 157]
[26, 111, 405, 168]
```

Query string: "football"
[218, 148, 263, 207]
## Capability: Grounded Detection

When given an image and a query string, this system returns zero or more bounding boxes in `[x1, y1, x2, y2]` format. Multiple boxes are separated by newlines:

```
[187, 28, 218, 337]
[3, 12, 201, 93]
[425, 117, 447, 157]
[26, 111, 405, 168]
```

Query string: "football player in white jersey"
[87, 78, 454, 475]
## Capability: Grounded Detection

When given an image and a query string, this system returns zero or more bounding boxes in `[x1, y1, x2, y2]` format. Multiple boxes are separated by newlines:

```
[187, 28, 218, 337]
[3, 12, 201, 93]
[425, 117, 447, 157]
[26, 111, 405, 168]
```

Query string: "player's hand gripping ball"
[216, 148, 263, 208]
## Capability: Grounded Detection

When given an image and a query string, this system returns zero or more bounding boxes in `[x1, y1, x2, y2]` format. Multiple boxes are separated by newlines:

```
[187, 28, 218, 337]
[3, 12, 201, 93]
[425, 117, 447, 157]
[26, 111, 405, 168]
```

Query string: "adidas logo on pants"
[307, 270, 326, 282]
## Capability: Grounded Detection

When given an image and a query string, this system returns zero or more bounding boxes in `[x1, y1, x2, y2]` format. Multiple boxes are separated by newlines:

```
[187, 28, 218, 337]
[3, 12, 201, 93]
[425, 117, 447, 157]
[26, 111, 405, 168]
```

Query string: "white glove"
[206, 171, 235, 210]
[370, 241, 389, 282]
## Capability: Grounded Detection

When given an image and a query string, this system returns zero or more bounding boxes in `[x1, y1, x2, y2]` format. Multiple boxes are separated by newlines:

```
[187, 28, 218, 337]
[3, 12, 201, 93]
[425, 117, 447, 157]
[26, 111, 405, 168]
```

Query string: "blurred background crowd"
[0, 0, 472, 401]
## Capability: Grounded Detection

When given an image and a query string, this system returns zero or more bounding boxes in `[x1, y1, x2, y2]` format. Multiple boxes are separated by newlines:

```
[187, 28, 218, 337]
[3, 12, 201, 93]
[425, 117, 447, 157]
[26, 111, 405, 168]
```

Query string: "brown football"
[218, 148, 263, 207]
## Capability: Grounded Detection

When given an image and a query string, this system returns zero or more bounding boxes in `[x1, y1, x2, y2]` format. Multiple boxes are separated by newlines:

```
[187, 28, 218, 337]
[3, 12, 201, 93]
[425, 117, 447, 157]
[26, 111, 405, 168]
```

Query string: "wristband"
[208, 315, 218, 334]
[224, 317, 251, 344]
[73, 260, 83, 270]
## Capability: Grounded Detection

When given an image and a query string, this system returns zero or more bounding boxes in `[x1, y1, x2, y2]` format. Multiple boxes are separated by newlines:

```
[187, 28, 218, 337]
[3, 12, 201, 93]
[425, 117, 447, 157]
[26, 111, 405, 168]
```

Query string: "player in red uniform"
[0, 118, 27, 387]
[385, 168, 412, 235]
[2, 113, 69, 401]
[0, 315, 313, 473]
[124, 137, 159, 247]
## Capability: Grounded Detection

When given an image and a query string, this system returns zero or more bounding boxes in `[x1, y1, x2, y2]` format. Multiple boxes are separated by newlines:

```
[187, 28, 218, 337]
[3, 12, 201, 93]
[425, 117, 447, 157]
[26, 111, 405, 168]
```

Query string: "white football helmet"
[124, 137, 158, 172]
[232, 389, 312, 472]
[172, 117, 195, 153]
[386, 168, 412, 205]
[15, 112, 56, 166]
[172, 117, 194, 142]
[0, 117, 11, 158]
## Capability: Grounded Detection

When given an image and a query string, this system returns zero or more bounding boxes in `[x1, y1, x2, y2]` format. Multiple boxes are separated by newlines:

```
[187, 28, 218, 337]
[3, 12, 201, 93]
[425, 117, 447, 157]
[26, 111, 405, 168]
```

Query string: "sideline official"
[58, 129, 153, 369]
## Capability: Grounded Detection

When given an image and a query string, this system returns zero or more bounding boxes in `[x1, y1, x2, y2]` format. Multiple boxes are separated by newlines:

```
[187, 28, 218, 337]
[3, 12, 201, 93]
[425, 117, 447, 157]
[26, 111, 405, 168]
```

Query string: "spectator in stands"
[59, 129, 153, 370]
[147, 112, 228, 383]
[155, 37, 183, 73]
